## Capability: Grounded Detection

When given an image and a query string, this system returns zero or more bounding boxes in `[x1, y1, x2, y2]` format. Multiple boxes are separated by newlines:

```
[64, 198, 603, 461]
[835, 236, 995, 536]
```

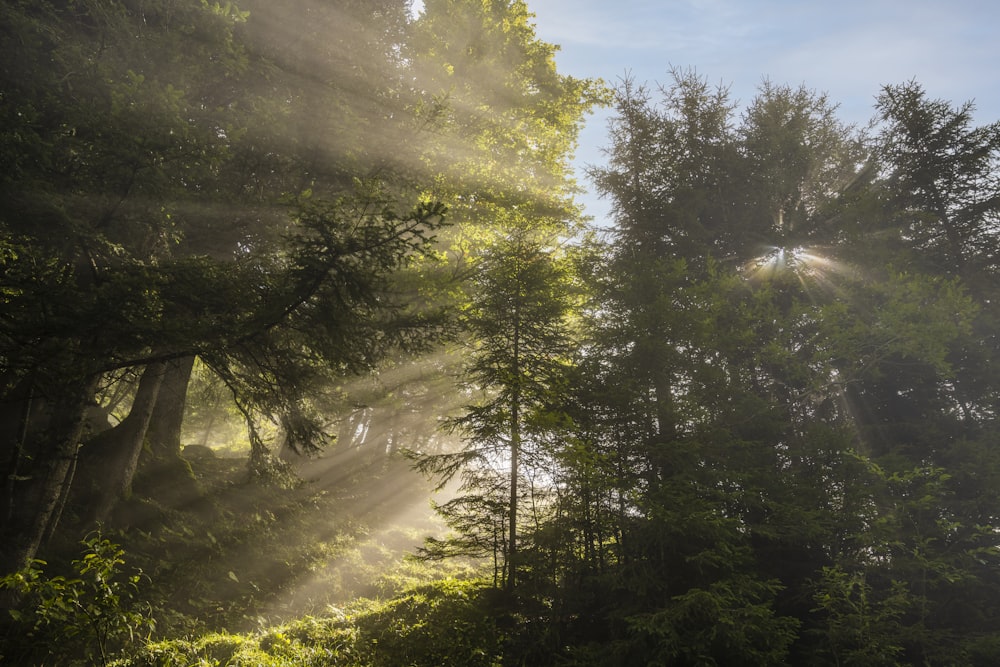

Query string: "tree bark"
[134, 355, 202, 507]
[0, 374, 35, 528]
[77, 362, 166, 523]
[506, 310, 521, 593]
[0, 374, 99, 575]
[507, 395, 519, 592]
[145, 355, 195, 459]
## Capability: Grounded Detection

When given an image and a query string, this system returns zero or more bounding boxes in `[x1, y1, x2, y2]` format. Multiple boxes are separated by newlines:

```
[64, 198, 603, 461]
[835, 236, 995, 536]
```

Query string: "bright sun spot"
[744, 245, 854, 300]
[746, 246, 810, 276]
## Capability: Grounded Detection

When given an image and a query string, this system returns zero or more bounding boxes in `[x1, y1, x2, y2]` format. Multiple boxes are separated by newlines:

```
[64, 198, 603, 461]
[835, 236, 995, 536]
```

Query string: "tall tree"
[737, 80, 866, 253]
[0, 0, 448, 572]
[395, 1, 602, 594]
[417, 228, 574, 591]
[873, 81, 1000, 288]
[591, 69, 736, 265]
[811, 82, 1000, 663]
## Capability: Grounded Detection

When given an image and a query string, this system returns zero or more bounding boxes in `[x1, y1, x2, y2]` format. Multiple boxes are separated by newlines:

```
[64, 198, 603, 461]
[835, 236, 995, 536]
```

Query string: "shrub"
[0, 534, 154, 666]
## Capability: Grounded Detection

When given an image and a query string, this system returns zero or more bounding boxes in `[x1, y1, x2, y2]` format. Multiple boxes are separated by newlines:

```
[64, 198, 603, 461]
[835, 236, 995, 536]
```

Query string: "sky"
[523, 0, 1000, 225]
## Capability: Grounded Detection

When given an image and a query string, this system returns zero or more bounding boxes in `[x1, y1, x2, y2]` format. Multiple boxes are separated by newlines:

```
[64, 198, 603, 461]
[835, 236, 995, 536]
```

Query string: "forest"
[2, 0, 1000, 665]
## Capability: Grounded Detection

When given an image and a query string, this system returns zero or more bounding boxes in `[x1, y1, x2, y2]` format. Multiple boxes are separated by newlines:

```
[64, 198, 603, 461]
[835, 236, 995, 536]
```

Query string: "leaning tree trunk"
[75, 362, 167, 524]
[0, 374, 99, 576]
[145, 356, 195, 459]
[0, 373, 35, 530]
[135, 355, 201, 508]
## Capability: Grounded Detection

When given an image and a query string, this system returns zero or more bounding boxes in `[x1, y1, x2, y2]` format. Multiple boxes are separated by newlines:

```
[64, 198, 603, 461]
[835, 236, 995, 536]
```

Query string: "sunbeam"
[744, 243, 857, 302]
[253, 458, 465, 622]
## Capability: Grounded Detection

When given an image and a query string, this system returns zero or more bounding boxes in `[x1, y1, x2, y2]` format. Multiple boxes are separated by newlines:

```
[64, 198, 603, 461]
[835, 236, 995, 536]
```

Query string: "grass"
[126, 578, 504, 667]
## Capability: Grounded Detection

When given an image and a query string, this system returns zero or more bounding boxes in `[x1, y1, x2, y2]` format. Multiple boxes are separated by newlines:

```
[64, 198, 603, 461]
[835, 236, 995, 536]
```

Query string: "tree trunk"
[135, 355, 201, 508]
[507, 398, 519, 592]
[76, 362, 167, 524]
[0, 374, 35, 528]
[145, 355, 194, 459]
[650, 346, 676, 483]
[0, 374, 99, 575]
[652, 349, 675, 444]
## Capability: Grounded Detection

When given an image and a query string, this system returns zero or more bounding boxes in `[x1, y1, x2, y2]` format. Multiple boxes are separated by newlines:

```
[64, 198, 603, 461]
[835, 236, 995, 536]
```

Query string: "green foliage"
[874, 81, 1000, 283]
[125, 579, 502, 667]
[569, 66, 1000, 667]
[5, 0, 1000, 663]
[348, 579, 502, 667]
[415, 226, 578, 590]
[1, 534, 153, 666]
[627, 576, 799, 667]
[811, 565, 912, 667]
[407, 0, 604, 226]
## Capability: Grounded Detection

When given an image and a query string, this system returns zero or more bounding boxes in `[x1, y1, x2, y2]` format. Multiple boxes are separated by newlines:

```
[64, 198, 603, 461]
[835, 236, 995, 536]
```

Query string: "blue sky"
[524, 0, 1000, 224]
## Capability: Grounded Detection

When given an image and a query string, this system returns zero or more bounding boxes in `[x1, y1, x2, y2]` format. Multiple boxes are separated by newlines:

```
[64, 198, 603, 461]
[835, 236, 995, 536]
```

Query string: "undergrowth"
[127, 578, 504, 667]
[1, 453, 485, 666]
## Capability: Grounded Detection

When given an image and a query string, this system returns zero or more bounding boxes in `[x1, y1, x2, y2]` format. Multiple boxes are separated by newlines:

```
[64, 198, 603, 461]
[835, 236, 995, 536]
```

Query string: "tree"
[395, 0, 602, 594]
[810, 82, 1000, 663]
[591, 69, 737, 265]
[416, 228, 574, 591]
[561, 71, 1000, 664]
[133, 355, 198, 507]
[0, 0, 451, 574]
[406, 0, 601, 229]
[737, 80, 866, 253]
[873, 81, 1000, 287]
[871, 82, 1000, 436]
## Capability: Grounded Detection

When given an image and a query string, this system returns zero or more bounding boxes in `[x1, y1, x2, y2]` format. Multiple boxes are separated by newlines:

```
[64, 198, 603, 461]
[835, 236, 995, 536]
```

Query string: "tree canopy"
[3, 2, 1000, 666]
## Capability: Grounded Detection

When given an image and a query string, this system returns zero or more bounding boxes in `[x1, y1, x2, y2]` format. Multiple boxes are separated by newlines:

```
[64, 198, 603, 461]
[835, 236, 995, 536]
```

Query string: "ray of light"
[744, 244, 858, 302]
[251, 459, 460, 622]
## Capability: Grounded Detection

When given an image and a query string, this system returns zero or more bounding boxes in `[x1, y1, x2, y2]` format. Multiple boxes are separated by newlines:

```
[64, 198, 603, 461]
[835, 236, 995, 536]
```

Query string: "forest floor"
[0, 451, 500, 667]
[6, 452, 548, 666]
[48, 449, 477, 638]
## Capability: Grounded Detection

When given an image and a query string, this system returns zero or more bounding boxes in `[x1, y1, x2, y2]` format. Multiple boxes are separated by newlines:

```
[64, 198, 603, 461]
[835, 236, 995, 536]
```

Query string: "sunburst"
[744, 244, 856, 300]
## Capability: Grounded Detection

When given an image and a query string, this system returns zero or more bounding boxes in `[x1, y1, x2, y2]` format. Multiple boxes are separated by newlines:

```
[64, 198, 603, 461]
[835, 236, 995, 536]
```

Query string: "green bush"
[348, 578, 503, 667]
[1, 534, 154, 666]
[124, 578, 502, 667]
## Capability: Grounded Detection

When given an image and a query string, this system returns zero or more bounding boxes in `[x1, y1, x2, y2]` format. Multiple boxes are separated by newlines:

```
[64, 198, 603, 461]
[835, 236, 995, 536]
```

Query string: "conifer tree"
[416, 228, 574, 591]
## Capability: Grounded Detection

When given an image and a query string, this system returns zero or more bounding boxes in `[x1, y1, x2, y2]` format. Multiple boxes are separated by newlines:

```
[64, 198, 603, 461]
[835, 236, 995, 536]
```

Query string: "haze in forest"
[3, 1, 1000, 666]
